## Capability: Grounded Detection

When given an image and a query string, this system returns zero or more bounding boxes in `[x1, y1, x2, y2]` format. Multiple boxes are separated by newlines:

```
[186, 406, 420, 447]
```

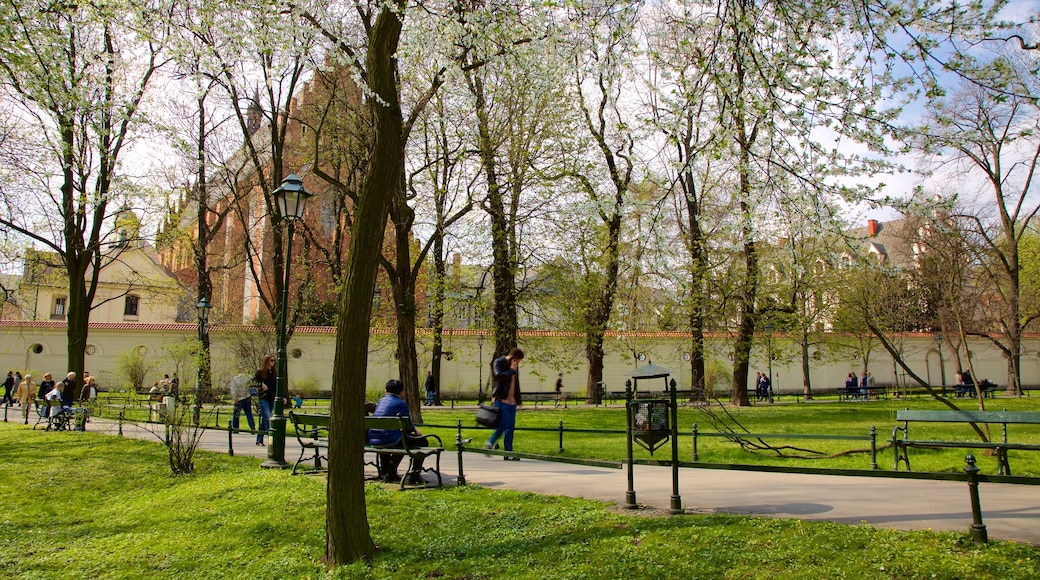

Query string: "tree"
[565, 2, 638, 404]
[914, 76, 1040, 394]
[0, 1, 167, 398]
[301, 0, 405, 564]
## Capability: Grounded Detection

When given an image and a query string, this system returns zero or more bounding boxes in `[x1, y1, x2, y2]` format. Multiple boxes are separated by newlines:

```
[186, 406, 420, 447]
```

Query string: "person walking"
[38, 373, 54, 400]
[228, 373, 256, 434]
[485, 347, 524, 459]
[2, 371, 13, 406]
[424, 371, 435, 406]
[254, 354, 277, 446]
[554, 373, 564, 408]
[16, 374, 35, 424]
[61, 372, 76, 408]
[81, 376, 98, 401]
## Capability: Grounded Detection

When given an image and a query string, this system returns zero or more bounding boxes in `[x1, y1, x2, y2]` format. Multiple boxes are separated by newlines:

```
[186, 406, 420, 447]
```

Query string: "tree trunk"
[468, 69, 518, 357]
[585, 331, 605, 404]
[325, 1, 404, 565]
[387, 195, 421, 421]
[800, 330, 813, 400]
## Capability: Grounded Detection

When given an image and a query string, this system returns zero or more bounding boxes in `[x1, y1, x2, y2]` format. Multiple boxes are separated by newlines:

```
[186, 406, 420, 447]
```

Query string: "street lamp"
[764, 323, 774, 403]
[194, 297, 211, 425]
[476, 333, 485, 403]
[934, 333, 947, 396]
[262, 174, 311, 469]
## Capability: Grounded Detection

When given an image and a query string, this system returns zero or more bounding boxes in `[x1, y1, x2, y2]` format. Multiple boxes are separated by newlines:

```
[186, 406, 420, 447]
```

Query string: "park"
[3, 381, 1040, 578]
[4, 1, 1040, 576]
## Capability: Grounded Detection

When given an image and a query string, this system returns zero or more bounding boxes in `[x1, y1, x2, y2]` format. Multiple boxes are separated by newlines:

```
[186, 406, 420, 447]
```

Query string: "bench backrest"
[363, 415, 415, 434]
[896, 410, 1040, 424]
[364, 415, 433, 450]
[289, 412, 330, 438]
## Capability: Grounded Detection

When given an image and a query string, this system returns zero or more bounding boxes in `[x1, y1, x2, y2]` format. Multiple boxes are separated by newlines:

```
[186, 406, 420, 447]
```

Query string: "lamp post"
[477, 333, 485, 403]
[262, 174, 311, 469]
[194, 297, 211, 425]
[934, 333, 947, 396]
[764, 323, 774, 403]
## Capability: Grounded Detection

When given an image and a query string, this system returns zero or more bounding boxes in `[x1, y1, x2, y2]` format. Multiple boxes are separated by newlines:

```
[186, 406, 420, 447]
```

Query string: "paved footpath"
[85, 417, 1040, 545]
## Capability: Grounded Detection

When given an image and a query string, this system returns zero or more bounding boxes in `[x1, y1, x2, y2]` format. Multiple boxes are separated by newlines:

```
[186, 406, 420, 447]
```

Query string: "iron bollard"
[964, 454, 988, 543]
[692, 423, 699, 462]
[118, 411, 124, 436]
[228, 419, 235, 457]
[455, 419, 470, 486]
[869, 426, 878, 470]
[558, 420, 564, 453]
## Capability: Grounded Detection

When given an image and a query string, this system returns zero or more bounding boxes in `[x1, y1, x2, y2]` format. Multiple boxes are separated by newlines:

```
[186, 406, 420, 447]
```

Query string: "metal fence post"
[455, 419, 468, 486]
[228, 419, 235, 457]
[869, 426, 878, 470]
[964, 454, 988, 543]
[624, 379, 636, 508]
[558, 420, 564, 453]
[692, 423, 699, 462]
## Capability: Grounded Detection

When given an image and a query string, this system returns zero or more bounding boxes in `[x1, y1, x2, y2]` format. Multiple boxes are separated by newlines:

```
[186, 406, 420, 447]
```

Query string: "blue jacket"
[368, 393, 410, 445]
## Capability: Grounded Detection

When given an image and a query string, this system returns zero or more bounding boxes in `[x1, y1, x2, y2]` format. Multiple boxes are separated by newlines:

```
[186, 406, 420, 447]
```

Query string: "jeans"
[257, 399, 272, 444]
[486, 401, 517, 451]
[233, 398, 255, 432]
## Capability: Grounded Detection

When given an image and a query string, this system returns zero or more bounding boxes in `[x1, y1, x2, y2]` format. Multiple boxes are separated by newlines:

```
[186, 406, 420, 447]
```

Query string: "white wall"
[2, 322, 1037, 395]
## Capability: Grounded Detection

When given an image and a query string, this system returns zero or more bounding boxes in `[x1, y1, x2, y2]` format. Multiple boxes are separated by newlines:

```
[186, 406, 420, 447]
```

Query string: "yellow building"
[6, 243, 185, 325]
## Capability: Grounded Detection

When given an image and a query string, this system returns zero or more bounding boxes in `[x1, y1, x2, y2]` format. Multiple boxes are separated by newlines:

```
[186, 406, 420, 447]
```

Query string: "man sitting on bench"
[368, 379, 427, 485]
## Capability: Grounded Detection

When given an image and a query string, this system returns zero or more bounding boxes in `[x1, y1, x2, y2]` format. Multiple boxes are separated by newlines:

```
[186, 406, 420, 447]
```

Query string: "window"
[124, 295, 139, 317]
[52, 297, 66, 318]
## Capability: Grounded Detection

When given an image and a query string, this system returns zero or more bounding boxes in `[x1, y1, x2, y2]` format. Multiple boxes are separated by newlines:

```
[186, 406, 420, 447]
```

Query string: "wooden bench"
[364, 415, 444, 490]
[892, 409, 1040, 475]
[288, 411, 330, 475]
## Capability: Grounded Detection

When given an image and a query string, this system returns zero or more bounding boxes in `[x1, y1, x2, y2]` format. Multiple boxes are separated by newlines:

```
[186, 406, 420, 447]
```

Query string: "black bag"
[476, 403, 500, 427]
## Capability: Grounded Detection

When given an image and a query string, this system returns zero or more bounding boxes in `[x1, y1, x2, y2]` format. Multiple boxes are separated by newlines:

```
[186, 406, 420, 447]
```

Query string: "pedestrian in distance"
[555, 373, 564, 408]
[81, 376, 98, 401]
[228, 374, 256, 433]
[38, 373, 54, 401]
[61, 372, 76, 408]
[424, 370, 435, 406]
[485, 347, 524, 460]
[2, 371, 13, 406]
[254, 354, 281, 446]
[16, 374, 35, 424]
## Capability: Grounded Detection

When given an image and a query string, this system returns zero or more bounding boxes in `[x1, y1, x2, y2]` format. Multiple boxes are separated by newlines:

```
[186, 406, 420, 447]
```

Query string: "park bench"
[288, 412, 445, 488]
[33, 399, 88, 431]
[955, 382, 1000, 398]
[364, 415, 444, 490]
[892, 409, 1040, 475]
[288, 411, 330, 475]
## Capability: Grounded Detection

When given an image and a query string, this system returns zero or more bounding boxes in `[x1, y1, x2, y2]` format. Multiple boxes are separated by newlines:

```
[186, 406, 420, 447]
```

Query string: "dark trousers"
[377, 434, 429, 477]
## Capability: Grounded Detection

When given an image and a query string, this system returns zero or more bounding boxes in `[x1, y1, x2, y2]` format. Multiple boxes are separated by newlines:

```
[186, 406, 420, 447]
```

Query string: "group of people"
[753, 372, 771, 401]
[954, 371, 996, 397]
[2, 370, 96, 424]
[843, 371, 875, 399]
[228, 354, 283, 447]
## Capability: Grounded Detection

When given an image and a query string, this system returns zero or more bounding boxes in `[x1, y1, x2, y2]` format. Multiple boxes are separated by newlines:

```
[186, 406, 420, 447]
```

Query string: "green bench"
[892, 409, 1040, 475]
[288, 411, 444, 488]
[364, 415, 444, 490]
[288, 412, 330, 475]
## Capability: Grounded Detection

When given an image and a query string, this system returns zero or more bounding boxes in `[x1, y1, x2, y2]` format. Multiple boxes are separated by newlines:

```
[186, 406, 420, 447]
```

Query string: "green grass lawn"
[91, 392, 1040, 475]
[414, 397, 1040, 476]
[2, 421, 1039, 579]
